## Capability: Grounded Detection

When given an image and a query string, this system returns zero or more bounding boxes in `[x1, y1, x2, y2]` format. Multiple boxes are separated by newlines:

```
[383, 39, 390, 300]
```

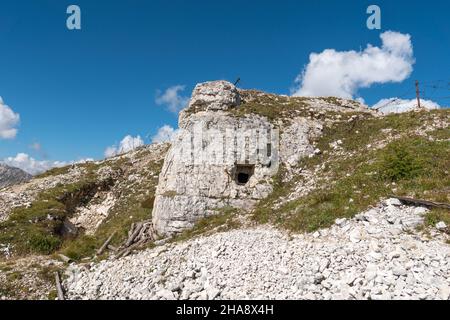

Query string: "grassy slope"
[252, 109, 449, 233]
[0, 148, 165, 261]
[62, 157, 164, 261]
[0, 168, 103, 256]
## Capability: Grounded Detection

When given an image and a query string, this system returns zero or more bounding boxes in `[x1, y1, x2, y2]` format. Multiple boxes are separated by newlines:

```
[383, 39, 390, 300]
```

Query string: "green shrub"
[380, 141, 423, 181]
[62, 235, 97, 261]
[28, 232, 61, 254]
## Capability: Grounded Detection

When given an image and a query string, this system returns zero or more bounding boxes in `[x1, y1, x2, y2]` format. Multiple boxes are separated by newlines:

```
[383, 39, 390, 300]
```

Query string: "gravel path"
[65, 199, 450, 300]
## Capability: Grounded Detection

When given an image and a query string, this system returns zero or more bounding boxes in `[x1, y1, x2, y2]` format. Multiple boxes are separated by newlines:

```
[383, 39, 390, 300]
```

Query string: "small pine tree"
[381, 141, 423, 182]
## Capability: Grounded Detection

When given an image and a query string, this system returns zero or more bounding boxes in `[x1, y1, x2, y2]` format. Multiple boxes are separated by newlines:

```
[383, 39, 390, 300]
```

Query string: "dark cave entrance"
[234, 164, 255, 185]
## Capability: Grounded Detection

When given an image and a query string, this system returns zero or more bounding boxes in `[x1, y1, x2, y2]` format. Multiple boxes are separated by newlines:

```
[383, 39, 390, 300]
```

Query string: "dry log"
[97, 231, 117, 256]
[54, 271, 65, 300]
[107, 244, 118, 252]
[116, 239, 146, 259]
[138, 226, 148, 239]
[114, 219, 156, 260]
[125, 222, 143, 247]
[128, 222, 135, 238]
[391, 195, 450, 210]
[58, 254, 72, 263]
[137, 223, 150, 240]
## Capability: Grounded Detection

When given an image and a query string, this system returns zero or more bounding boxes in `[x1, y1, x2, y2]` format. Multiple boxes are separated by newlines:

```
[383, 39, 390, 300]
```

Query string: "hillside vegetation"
[0, 145, 168, 261]
[253, 109, 449, 233]
[0, 94, 448, 300]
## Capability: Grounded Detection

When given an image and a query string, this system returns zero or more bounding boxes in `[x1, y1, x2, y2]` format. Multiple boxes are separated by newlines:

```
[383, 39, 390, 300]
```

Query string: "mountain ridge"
[0, 164, 32, 189]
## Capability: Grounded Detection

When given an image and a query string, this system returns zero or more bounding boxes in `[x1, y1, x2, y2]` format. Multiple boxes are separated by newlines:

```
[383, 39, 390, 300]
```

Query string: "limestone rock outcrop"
[152, 81, 324, 236]
[185, 80, 240, 111]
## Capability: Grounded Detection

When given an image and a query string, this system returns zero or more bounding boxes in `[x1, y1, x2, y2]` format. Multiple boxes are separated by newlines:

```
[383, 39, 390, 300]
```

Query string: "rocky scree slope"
[66, 199, 449, 300]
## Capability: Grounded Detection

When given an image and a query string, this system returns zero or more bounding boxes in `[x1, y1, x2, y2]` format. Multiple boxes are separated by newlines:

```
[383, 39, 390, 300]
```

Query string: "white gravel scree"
[65, 199, 450, 300]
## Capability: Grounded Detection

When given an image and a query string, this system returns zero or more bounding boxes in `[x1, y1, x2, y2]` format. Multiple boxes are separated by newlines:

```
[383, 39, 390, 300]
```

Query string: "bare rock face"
[152, 113, 276, 236]
[280, 117, 322, 167]
[187, 80, 240, 111]
[153, 81, 276, 236]
[152, 81, 322, 237]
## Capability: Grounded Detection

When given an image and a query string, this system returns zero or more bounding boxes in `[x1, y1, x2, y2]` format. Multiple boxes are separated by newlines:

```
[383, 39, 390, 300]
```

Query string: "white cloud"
[372, 98, 440, 114]
[152, 125, 179, 143]
[156, 85, 189, 114]
[104, 146, 118, 159]
[104, 135, 144, 158]
[2, 153, 64, 175]
[75, 158, 94, 164]
[292, 31, 415, 99]
[0, 97, 20, 139]
[1, 153, 93, 175]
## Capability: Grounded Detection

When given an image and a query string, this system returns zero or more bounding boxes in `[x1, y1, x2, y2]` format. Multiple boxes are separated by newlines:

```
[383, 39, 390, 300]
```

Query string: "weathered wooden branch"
[113, 220, 156, 260]
[97, 231, 117, 256]
[390, 195, 450, 210]
[125, 222, 143, 247]
[116, 239, 146, 259]
[54, 271, 65, 301]
[128, 222, 135, 239]
[58, 254, 72, 263]
[138, 222, 151, 239]
[107, 244, 118, 252]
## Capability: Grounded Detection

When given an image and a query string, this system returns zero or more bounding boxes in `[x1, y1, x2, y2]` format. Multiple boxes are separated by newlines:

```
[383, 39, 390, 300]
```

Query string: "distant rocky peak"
[0, 164, 32, 189]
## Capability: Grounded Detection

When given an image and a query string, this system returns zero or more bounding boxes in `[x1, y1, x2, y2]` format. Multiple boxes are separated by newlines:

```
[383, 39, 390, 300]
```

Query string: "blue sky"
[0, 0, 449, 172]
